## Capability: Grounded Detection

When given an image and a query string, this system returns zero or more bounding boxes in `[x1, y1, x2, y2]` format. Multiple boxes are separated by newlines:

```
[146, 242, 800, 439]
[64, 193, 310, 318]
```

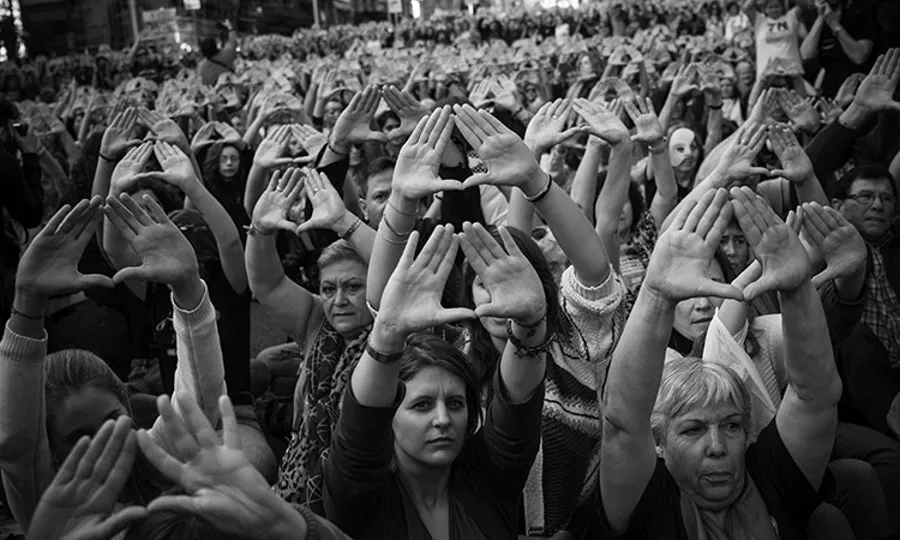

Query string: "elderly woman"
[245, 167, 375, 513]
[591, 187, 843, 538]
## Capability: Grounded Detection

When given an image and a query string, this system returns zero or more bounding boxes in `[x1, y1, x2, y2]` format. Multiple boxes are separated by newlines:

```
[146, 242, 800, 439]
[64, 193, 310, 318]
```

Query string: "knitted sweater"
[523, 265, 627, 536]
[0, 282, 226, 531]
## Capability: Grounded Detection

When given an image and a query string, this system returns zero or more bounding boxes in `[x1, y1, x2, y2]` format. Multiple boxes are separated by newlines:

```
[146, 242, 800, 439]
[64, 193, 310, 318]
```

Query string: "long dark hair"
[460, 226, 577, 388]
[399, 333, 483, 437]
[198, 142, 249, 200]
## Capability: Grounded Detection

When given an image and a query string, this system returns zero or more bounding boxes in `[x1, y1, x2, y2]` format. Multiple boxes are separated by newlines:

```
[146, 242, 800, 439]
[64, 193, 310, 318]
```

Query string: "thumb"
[462, 173, 493, 189]
[98, 507, 149, 538]
[474, 303, 509, 319]
[76, 274, 116, 290]
[112, 266, 153, 284]
[273, 157, 296, 165]
[811, 268, 835, 288]
[436, 179, 465, 192]
[697, 280, 745, 302]
[367, 130, 388, 143]
[749, 167, 771, 176]
[741, 276, 777, 302]
[294, 219, 319, 236]
[434, 308, 478, 326]
[769, 169, 787, 178]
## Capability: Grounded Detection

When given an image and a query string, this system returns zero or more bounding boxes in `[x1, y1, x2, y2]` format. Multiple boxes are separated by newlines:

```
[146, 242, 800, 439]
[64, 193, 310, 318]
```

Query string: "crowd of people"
[1, 0, 900, 538]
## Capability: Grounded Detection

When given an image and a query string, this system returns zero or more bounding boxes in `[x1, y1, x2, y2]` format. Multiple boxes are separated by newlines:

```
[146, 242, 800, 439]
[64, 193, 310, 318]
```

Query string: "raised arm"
[600, 189, 742, 534]
[824, 7, 873, 66]
[1, 199, 114, 530]
[768, 124, 828, 206]
[153, 141, 247, 293]
[625, 97, 677, 228]
[456, 103, 611, 286]
[366, 106, 463, 310]
[730, 187, 841, 489]
[246, 169, 323, 342]
[243, 126, 294, 217]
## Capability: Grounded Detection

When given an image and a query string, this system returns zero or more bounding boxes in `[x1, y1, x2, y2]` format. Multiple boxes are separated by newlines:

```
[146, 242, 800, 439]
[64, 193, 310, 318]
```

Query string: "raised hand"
[747, 87, 780, 125]
[623, 96, 665, 147]
[468, 78, 492, 109]
[800, 202, 867, 288]
[645, 189, 742, 301]
[776, 89, 820, 133]
[137, 394, 293, 539]
[459, 223, 546, 324]
[28, 417, 145, 540]
[331, 85, 387, 145]
[699, 66, 722, 106]
[492, 75, 521, 112]
[731, 186, 812, 300]
[523, 98, 585, 156]
[109, 141, 155, 194]
[100, 108, 141, 162]
[291, 124, 327, 157]
[769, 124, 814, 184]
[254, 125, 294, 168]
[453, 103, 543, 190]
[382, 85, 429, 144]
[377, 225, 476, 336]
[714, 123, 770, 183]
[153, 141, 199, 190]
[294, 169, 346, 234]
[103, 193, 199, 286]
[817, 97, 843, 124]
[852, 48, 900, 113]
[835, 72, 865, 109]
[137, 108, 190, 153]
[16, 197, 115, 298]
[573, 97, 629, 146]
[394, 106, 464, 200]
[250, 168, 305, 235]
[669, 64, 699, 98]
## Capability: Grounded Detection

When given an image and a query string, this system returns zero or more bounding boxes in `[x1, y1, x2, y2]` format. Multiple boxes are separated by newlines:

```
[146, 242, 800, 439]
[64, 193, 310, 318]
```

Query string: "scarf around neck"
[680, 473, 780, 540]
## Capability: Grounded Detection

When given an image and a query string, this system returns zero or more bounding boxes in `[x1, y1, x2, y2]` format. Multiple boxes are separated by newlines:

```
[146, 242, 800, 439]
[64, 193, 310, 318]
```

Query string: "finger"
[397, 230, 420, 269]
[104, 196, 140, 238]
[41, 204, 73, 238]
[479, 108, 509, 134]
[463, 222, 497, 265]
[96, 506, 149, 539]
[119, 193, 154, 227]
[730, 188, 763, 246]
[219, 395, 240, 450]
[76, 419, 116, 478]
[54, 435, 90, 486]
[454, 113, 483, 150]
[454, 104, 490, 141]
[458, 231, 488, 275]
[408, 115, 428, 146]
[433, 307, 478, 326]
[91, 416, 133, 482]
[156, 394, 200, 459]
[426, 106, 452, 148]
[427, 225, 455, 273]
[683, 189, 717, 232]
[669, 198, 698, 232]
[695, 189, 730, 239]
[136, 428, 184, 483]
[415, 225, 450, 271]
[498, 226, 525, 259]
[175, 392, 220, 451]
[698, 280, 746, 301]
[461, 172, 492, 189]
[141, 194, 171, 226]
[55, 198, 92, 235]
[146, 495, 200, 515]
[436, 234, 460, 282]
[434, 115, 456, 157]
[623, 99, 640, 123]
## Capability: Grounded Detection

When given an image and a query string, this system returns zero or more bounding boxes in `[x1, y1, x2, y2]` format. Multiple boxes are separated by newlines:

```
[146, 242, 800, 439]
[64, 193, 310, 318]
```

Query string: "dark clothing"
[801, 2, 879, 97]
[324, 372, 544, 540]
[584, 420, 823, 539]
[1, 150, 43, 317]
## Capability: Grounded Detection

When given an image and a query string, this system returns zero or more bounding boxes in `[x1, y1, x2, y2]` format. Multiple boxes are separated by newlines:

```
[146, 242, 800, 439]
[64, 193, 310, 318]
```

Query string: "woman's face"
[662, 402, 748, 510]
[672, 260, 725, 340]
[323, 100, 344, 128]
[349, 144, 363, 167]
[230, 115, 245, 134]
[382, 115, 401, 134]
[49, 387, 127, 460]
[218, 146, 241, 179]
[668, 128, 701, 175]
[579, 55, 595, 78]
[393, 366, 468, 470]
[720, 78, 736, 99]
[764, 0, 784, 19]
[319, 259, 372, 337]
[735, 62, 754, 87]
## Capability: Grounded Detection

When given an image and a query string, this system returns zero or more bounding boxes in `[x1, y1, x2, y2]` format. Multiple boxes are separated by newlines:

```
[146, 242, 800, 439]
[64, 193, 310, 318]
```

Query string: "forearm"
[507, 187, 535, 232]
[303, 83, 319, 120]
[243, 164, 268, 217]
[499, 318, 548, 404]
[833, 30, 870, 65]
[366, 193, 418, 310]
[77, 112, 92, 144]
[704, 107, 724, 155]
[779, 281, 842, 405]
[570, 140, 603, 222]
[242, 116, 266, 148]
[352, 320, 404, 408]
[603, 286, 674, 433]
[183, 184, 248, 293]
[718, 261, 759, 335]
[649, 151, 678, 226]
[800, 18, 824, 60]
[246, 232, 288, 298]
[658, 93, 679, 132]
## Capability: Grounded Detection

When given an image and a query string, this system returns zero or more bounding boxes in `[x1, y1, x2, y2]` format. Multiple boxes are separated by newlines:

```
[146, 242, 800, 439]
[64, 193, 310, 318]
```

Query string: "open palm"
[251, 169, 305, 235]
[454, 104, 541, 189]
[800, 202, 867, 287]
[716, 124, 770, 182]
[16, 198, 114, 297]
[295, 169, 346, 234]
[524, 99, 584, 156]
[379, 226, 476, 335]
[103, 194, 198, 286]
[100, 108, 141, 161]
[644, 189, 743, 302]
[770, 125, 814, 184]
[459, 223, 545, 322]
[732, 187, 811, 299]
[394, 106, 463, 199]
[853, 49, 900, 113]
[573, 98, 629, 145]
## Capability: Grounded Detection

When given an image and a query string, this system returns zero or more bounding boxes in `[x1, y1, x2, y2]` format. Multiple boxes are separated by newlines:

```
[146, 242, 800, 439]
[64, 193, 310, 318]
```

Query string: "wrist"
[388, 190, 422, 211]
[12, 289, 49, 318]
[370, 320, 408, 353]
[841, 102, 872, 130]
[170, 272, 204, 311]
[331, 211, 357, 234]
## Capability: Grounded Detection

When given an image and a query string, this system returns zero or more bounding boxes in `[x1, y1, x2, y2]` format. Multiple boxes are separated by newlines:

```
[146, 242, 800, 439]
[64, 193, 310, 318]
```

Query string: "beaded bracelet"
[340, 217, 362, 240]
[506, 318, 555, 359]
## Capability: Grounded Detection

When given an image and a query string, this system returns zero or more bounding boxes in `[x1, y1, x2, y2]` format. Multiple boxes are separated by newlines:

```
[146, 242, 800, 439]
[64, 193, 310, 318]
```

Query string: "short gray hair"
[650, 356, 751, 445]
[317, 239, 366, 272]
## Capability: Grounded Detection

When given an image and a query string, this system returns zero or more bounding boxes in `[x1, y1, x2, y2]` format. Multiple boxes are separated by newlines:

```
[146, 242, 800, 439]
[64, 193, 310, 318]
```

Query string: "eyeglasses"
[846, 191, 895, 207]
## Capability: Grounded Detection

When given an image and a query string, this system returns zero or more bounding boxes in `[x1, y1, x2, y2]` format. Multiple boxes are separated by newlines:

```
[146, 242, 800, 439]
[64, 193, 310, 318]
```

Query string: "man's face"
[834, 177, 896, 240]
[364, 169, 393, 227]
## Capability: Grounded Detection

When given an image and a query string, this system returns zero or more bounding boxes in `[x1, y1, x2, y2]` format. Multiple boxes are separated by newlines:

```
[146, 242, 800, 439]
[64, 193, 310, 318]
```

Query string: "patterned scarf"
[275, 321, 370, 515]
[680, 474, 780, 540]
